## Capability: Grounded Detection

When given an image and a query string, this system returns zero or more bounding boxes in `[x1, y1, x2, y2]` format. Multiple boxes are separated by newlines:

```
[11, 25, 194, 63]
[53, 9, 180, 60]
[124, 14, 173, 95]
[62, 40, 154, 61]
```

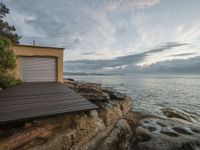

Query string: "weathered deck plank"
[0, 82, 98, 123]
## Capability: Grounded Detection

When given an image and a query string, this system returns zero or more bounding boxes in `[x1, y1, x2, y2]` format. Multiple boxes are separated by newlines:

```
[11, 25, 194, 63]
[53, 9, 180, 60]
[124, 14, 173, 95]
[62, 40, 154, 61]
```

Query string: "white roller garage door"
[20, 57, 56, 82]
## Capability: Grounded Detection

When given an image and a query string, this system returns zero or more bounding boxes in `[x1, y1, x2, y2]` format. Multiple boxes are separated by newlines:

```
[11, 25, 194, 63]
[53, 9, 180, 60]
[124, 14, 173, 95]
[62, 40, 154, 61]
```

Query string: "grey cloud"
[142, 56, 200, 74]
[169, 53, 197, 57]
[64, 42, 192, 73]
[64, 55, 200, 74]
[80, 52, 96, 55]
[148, 42, 189, 54]
[104, 0, 160, 12]
[114, 41, 189, 63]
[72, 38, 81, 45]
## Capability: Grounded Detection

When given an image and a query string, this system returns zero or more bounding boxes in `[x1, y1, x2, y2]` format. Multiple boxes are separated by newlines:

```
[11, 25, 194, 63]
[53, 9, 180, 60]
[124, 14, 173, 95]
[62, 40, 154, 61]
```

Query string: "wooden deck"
[0, 82, 98, 123]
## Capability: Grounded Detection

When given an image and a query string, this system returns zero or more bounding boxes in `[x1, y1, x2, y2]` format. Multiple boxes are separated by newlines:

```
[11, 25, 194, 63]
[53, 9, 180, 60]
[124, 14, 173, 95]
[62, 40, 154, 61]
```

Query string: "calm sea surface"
[64, 74, 200, 121]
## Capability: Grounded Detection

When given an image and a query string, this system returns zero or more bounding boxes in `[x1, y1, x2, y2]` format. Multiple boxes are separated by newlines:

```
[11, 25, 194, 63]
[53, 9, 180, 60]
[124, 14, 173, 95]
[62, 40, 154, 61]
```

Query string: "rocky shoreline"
[0, 79, 200, 150]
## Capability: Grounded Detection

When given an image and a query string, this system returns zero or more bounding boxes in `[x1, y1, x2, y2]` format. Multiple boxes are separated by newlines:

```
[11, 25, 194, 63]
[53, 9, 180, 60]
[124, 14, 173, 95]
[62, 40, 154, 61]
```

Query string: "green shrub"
[0, 72, 21, 89]
[0, 37, 16, 69]
[0, 37, 21, 89]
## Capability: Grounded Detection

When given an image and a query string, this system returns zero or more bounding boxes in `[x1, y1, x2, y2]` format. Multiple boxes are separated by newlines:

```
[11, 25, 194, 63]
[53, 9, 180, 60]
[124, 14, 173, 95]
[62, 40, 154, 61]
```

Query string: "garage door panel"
[20, 57, 56, 82]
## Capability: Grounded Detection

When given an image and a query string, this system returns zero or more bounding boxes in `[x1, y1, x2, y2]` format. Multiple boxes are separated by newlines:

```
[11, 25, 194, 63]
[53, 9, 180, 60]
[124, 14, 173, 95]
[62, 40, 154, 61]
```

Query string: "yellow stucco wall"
[12, 45, 64, 82]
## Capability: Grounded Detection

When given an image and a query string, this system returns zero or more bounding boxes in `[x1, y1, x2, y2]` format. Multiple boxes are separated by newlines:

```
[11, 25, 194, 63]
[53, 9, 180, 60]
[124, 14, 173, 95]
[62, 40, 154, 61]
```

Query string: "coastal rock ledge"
[1, 79, 200, 150]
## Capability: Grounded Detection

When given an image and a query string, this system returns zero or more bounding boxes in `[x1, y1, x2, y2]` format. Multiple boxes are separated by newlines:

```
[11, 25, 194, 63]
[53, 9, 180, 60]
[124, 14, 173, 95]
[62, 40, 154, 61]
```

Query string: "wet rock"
[130, 118, 200, 150]
[66, 78, 74, 81]
[161, 107, 196, 123]
[172, 126, 194, 135]
[102, 87, 127, 100]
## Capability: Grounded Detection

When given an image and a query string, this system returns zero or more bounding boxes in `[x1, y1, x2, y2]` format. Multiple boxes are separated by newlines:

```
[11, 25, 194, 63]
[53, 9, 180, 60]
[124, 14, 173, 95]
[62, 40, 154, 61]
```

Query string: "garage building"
[12, 44, 64, 82]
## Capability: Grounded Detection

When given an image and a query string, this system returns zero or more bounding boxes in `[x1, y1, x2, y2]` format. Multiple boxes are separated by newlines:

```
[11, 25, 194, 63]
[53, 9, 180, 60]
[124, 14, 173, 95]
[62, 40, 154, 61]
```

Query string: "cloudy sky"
[2, 0, 200, 70]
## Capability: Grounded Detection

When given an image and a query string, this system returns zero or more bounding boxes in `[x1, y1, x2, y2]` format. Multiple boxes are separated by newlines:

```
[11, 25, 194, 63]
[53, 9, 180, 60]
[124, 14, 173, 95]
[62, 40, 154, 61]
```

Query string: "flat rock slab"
[130, 118, 200, 150]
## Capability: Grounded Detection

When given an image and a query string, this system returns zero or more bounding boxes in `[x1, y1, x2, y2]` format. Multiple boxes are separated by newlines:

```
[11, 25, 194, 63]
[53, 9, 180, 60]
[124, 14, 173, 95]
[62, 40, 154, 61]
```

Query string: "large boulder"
[130, 118, 200, 150]
[77, 84, 110, 101]
[64, 80, 110, 101]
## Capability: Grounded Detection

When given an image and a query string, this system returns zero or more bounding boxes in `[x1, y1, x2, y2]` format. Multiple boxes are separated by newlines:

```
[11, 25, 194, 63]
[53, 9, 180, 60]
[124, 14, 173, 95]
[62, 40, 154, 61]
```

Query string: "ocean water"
[64, 74, 200, 121]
